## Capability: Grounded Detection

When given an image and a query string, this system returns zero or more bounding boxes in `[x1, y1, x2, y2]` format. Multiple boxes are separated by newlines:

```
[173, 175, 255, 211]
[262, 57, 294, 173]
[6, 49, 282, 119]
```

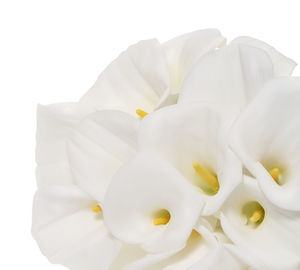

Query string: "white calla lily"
[33, 104, 122, 269]
[80, 29, 225, 117]
[178, 38, 296, 125]
[220, 176, 300, 269]
[229, 78, 300, 211]
[80, 39, 170, 116]
[103, 152, 204, 253]
[138, 103, 242, 215]
[32, 186, 121, 270]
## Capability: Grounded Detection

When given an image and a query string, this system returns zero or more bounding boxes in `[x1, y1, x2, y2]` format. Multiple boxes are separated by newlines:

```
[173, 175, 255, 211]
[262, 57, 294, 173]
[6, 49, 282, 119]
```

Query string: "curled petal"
[123, 225, 218, 270]
[80, 40, 170, 116]
[121, 248, 180, 270]
[220, 176, 300, 269]
[36, 103, 89, 169]
[178, 44, 274, 124]
[189, 245, 247, 270]
[35, 104, 121, 269]
[231, 36, 297, 76]
[163, 29, 225, 94]
[67, 110, 139, 202]
[32, 186, 120, 270]
[121, 225, 243, 270]
[230, 78, 300, 211]
[104, 152, 204, 253]
[36, 103, 92, 189]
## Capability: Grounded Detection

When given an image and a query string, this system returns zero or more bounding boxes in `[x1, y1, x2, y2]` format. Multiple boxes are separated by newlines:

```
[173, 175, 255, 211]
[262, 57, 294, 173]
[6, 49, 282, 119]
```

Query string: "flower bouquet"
[32, 29, 300, 270]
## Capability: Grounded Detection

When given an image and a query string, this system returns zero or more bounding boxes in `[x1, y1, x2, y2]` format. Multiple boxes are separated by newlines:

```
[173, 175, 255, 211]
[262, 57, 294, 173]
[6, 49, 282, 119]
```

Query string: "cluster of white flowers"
[32, 29, 300, 270]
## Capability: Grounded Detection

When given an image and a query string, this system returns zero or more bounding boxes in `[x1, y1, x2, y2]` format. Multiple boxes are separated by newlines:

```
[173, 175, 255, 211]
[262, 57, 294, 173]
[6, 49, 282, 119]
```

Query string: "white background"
[0, 0, 299, 269]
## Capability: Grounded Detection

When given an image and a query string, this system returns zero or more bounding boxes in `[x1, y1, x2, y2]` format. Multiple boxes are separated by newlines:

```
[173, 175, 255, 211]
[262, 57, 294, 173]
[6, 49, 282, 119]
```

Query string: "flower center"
[262, 158, 285, 185]
[192, 162, 219, 195]
[242, 201, 265, 227]
[249, 209, 264, 223]
[269, 167, 280, 184]
[92, 205, 102, 213]
[153, 209, 171, 226]
[136, 109, 148, 118]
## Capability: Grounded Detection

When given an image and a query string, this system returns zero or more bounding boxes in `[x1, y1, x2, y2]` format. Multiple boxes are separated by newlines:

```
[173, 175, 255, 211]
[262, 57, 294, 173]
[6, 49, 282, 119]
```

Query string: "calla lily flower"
[178, 37, 296, 126]
[33, 104, 138, 269]
[32, 185, 121, 270]
[103, 152, 204, 253]
[220, 176, 300, 269]
[80, 29, 225, 117]
[106, 191, 246, 270]
[229, 78, 300, 211]
[138, 103, 242, 215]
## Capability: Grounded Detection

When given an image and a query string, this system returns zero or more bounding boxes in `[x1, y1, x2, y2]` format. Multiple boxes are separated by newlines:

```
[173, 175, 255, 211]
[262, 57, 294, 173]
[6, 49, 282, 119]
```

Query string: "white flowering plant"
[32, 29, 300, 270]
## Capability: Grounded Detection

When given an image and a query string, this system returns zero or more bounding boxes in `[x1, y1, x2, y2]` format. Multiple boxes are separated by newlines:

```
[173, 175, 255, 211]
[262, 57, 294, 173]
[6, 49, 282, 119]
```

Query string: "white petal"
[220, 176, 300, 269]
[122, 225, 243, 270]
[32, 186, 120, 270]
[103, 152, 204, 253]
[80, 40, 170, 116]
[67, 110, 139, 202]
[178, 44, 273, 124]
[224, 244, 261, 270]
[231, 36, 297, 76]
[156, 93, 179, 109]
[196, 216, 233, 244]
[163, 29, 225, 94]
[36, 103, 89, 167]
[196, 215, 219, 232]
[188, 246, 247, 270]
[110, 243, 148, 270]
[139, 103, 242, 215]
[36, 163, 73, 187]
[112, 222, 236, 270]
[52, 231, 120, 270]
[122, 248, 180, 270]
[229, 78, 300, 211]
[36, 103, 90, 187]
[124, 226, 217, 270]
